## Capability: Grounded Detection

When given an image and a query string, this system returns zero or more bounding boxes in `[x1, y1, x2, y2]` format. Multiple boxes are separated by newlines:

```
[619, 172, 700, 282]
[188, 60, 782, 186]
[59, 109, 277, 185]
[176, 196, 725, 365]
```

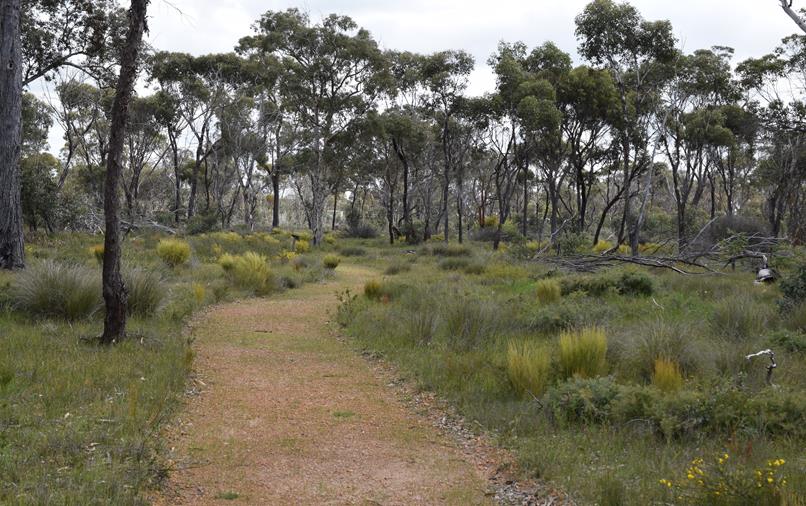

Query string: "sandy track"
[157, 264, 491, 505]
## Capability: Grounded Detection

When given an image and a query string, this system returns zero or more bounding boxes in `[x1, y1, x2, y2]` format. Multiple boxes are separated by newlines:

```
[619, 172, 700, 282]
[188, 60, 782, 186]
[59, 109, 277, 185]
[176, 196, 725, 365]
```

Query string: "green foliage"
[710, 293, 771, 341]
[558, 327, 608, 379]
[186, 210, 220, 235]
[507, 340, 551, 397]
[617, 270, 654, 296]
[768, 329, 806, 353]
[124, 268, 164, 317]
[294, 239, 310, 253]
[439, 257, 470, 271]
[535, 279, 562, 304]
[12, 260, 100, 320]
[547, 376, 621, 424]
[339, 246, 366, 257]
[156, 238, 191, 267]
[556, 232, 588, 255]
[322, 254, 341, 269]
[430, 243, 472, 257]
[780, 263, 806, 310]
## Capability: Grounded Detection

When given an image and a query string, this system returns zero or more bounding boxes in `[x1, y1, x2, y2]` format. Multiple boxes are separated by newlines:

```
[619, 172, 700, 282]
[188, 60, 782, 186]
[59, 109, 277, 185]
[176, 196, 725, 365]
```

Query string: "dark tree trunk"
[0, 0, 24, 270]
[271, 172, 280, 228]
[168, 128, 181, 223]
[100, 0, 149, 344]
[331, 188, 338, 231]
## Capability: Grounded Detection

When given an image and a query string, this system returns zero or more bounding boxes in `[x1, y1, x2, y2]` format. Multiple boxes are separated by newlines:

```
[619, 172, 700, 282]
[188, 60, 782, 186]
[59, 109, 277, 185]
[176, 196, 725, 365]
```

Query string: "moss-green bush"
[229, 252, 274, 295]
[652, 358, 683, 393]
[12, 260, 100, 320]
[156, 238, 191, 268]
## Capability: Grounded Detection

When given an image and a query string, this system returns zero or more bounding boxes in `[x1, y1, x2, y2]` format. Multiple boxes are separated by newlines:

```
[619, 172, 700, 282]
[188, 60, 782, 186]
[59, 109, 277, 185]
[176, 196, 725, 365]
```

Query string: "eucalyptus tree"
[101, 0, 149, 344]
[238, 9, 389, 245]
[121, 94, 165, 218]
[575, 0, 676, 255]
[657, 47, 739, 250]
[420, 50, 474, 241]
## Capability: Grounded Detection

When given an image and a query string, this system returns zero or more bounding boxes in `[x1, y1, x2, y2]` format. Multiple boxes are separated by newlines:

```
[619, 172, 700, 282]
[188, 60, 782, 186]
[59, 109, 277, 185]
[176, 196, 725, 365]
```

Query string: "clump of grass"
[323, 254, 340, 270]
[559, 326, 608, 379]
[12, 260, 100, 320]
[507, 339, 552, 397]
[439, 257, 470, 271]
[784, 301, 806, 332]
[340, 246, 366, 257]
[431, 243, 472, 257]
[652, 358, 683, 392]
[156, 238, 191, 267]
[536, 279, 561, 304]
[217, 253, 236, 272]
[710, 292, 770, 341]
[593, 239, 613, 253]
[124, 268, 164, 317]
[191, 282, 206, 304]
[294, 239, 310, 254]
[364, 279, 383, 300]
[229, 252, 274, 295]
[89, 244, 104, 263]
[385, 260, 411, 275]
[463, 262, 486, 275]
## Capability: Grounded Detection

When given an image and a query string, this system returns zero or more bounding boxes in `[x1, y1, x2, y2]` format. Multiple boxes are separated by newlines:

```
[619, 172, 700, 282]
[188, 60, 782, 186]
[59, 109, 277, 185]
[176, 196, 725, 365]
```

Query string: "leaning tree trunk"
[0, 0, 24, 270]
[100, 0, 149, 344]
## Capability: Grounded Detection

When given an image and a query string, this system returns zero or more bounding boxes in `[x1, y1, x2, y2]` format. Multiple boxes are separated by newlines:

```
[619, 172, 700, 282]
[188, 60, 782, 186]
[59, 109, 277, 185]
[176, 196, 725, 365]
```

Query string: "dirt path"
[158, 264, 492, 505]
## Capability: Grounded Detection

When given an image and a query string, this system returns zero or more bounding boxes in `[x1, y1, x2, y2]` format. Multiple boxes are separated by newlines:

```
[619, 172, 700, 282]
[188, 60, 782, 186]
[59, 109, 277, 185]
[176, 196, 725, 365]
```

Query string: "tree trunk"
[331, 187, 338, 231]
[271, 172, 280, 228]
[100, 0, 149, 344]
[0, 0, 24, 270]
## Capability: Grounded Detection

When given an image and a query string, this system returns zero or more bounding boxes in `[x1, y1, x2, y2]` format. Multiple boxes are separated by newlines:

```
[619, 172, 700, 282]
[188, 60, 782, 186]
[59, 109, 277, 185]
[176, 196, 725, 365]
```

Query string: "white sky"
[36, 0, 803, 152]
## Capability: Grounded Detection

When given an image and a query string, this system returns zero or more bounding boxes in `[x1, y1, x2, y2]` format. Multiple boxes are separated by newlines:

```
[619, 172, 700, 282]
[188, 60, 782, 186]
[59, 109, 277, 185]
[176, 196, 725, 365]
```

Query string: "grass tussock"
[323, 254, 341, 270]
[156, 238, 191, 267]
[558, 327, 608, 379]
[652, 358, 683, 392]
[507, 339, 552, 397]
[230, 252, 274, 295]
[125, 268, 164, 317]
[12, 260, 100, 320]
[535, 279, 561, 304]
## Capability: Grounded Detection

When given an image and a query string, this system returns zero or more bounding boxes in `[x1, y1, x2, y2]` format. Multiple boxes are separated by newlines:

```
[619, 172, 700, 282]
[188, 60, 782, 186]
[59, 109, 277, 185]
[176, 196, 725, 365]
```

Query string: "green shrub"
[616, 270, 653, 296]
[384, 260, 411, 275]
[340, 246, 366, 257]
[217, 253, 236, 272]
[652, 358, 683, 393]
[546, 376, 620, 424]
[463, 262, 486, 275]
[507, 340, 552, 397]
[779, 263, 806, 310]
[12, 260, 100, 320]
[439, 258, 470, 271]
[768, 329, 806, 353]
[558, 326, 608, 379]
[294, 239, 310, 253]
[710, 293, 770, 341]
[364, 279, 383, 300]
[156, 238, 191, 267]
[229, 252, 274, 294]
[124, 268, 164, 317]
[431, 243, 472, 257]
[535, 279, 561, 304]
[323, 254, 340, 270]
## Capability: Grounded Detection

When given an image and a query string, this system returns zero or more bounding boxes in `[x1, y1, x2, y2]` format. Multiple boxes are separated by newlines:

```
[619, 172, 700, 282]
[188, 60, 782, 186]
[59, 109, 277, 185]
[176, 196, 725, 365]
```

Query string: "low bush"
[364, 279, 384, 300]
[780, 263, 806, 310]
[711, 293, 771, 341]
[12, 260, 100, 320]
[156, 238, 191, 268]
[546, 376, 621, 424]
[430, 243, 472, 257]
[229, 252, 274, 295]
[340, 246, 366, 257]
[294, 239, 310, 254]
[217, 253, 236, 272]
[323, 254, 341, 269]
[536, 279, 561, 304]
[768, 329, 806, 353]
[385, 260, 411, 275]
[558, 326, 608, 379]
[617, 270, 653, 296]
[463, 262, 486, 275]
[652, 358, 683, 393]
[125, 268, 164, 317]
[89, 244, 104, 263]
[439, 258, 470, 271]
[507, 339, 552, 397]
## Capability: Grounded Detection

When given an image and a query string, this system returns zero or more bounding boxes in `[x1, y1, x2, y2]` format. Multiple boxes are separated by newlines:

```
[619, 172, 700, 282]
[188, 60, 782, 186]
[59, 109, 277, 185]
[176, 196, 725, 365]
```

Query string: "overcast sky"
[35, 0, 803, 151]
